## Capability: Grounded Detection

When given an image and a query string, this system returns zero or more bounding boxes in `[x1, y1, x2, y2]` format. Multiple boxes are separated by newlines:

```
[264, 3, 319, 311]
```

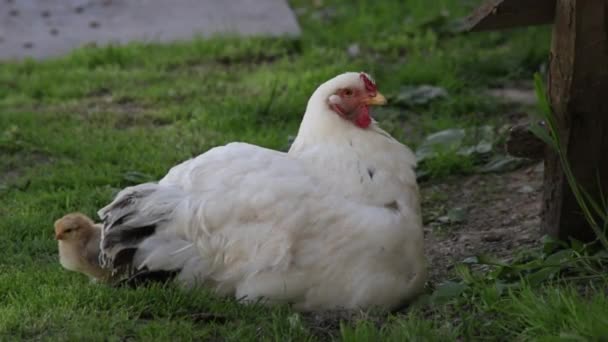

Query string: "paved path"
[0, 0, 301, 60]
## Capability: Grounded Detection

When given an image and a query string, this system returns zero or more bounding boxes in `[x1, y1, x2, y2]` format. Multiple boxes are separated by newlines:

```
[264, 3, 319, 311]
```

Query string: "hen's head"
[310, 72, 386, 129]
[54, 213, 95, 241]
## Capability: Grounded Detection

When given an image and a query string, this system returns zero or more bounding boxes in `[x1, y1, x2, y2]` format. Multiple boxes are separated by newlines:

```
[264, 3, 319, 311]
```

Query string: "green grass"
[339, 281, 608, 340]
[2, 0, 607, 340]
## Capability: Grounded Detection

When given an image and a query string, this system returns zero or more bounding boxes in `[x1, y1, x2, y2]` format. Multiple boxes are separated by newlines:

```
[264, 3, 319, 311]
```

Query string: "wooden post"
[465, 0, 555, 31]
[543, 0, 608, 242]
[466, 0, 608, 242]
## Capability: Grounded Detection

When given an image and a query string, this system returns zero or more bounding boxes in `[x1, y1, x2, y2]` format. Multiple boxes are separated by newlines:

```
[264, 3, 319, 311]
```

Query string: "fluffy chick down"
[54, 212, 111, 282]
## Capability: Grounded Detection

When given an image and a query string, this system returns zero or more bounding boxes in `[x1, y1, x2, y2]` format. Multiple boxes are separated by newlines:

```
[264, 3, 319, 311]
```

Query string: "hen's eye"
[344, 89, 353, 97]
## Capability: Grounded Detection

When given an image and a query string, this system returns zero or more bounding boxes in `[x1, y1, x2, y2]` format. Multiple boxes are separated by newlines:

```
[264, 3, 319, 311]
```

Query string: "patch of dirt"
[15, 92, 173, 129]
[422, 162, 544, 283]
[215, 52, 294, 66]
[0, 151, 52, 187]
[80, 94, 169, 129]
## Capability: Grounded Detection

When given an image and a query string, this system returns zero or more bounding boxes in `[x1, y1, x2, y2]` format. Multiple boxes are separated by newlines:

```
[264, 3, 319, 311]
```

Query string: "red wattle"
[354, 106, 372, 128]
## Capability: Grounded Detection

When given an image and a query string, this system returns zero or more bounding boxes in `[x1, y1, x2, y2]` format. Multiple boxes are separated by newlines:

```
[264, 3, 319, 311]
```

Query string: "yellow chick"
[54, 212, 111, 282]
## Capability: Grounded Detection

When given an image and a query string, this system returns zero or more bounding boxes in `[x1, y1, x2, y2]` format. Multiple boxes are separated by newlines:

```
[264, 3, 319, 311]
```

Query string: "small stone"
[518, 185, 535, 194]
[437, 215, 450, 224]
[22, 42, 34, 49]
[9, 9, 19, 16]
[41, 10, 51, 18]
[347, 43, 360, 58]
[482, 232, 503, 242]
[50, 28, 59, 36]
[89, 21, 100, 28]
[74, 6, 84, 14]
[458, 234, 473, 243]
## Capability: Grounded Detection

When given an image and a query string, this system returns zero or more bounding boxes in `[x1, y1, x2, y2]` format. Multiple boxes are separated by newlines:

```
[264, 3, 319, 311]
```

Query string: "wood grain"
[465, 0, 556, 32]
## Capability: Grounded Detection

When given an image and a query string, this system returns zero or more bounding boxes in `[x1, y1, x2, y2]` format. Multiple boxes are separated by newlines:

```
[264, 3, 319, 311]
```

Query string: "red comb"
[360, 73, 377, 92]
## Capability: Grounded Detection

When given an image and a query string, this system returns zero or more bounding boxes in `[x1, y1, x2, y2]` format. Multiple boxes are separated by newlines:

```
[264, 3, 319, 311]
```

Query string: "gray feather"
[98, 183, 184, 270]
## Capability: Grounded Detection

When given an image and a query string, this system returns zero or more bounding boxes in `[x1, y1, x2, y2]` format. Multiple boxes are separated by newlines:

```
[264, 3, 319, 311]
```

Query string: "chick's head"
[54, 213, 95, 242]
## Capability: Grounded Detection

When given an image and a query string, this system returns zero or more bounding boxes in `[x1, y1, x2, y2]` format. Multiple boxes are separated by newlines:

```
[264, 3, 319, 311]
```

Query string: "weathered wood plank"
[465, 0, 556, 32]
[543, 0, 608, 242]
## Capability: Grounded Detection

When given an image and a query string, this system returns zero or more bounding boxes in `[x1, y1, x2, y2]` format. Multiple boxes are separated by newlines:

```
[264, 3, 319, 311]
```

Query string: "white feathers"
[99, 72, 426, 311]
[328, 94, 341, 105]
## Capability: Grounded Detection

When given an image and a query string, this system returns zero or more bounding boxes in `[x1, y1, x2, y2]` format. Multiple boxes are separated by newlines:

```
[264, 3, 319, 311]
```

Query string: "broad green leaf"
[569, 239, 585, 254]
[462, 256, 479, 264]
[476, 254, 510, 267]
[392, 85, 448, 108]
[527, 266, 560, 286]
[478, 155, 526, 174]
[430, 281, 467, 304]
[415, 128, 465, 162]
[454, 263, 475, 284]
[542, 235, 568, 254]
[544, 249, 575, 265]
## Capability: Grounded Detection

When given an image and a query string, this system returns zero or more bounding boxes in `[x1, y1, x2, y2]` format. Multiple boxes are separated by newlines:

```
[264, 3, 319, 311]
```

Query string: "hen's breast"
[289, 137, 418, 211]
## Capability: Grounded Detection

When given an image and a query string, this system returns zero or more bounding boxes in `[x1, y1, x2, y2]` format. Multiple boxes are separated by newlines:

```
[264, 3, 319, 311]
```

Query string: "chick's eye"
[64, 228, 73, 234]
[343, 89, 353, 97]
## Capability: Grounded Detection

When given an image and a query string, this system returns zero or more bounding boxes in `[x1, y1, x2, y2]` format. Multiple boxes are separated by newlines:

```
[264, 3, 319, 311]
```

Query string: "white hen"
[98, 72, 426, 311]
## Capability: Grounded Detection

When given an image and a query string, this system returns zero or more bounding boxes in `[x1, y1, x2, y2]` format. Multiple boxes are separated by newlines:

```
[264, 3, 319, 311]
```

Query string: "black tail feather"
[115, 269, 180, 288]
[98, 183, 182, 271]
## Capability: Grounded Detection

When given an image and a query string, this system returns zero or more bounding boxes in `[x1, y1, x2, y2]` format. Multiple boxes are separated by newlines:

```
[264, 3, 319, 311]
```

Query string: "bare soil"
[422, 162, 544, 283]
[0, 151, 52, 187]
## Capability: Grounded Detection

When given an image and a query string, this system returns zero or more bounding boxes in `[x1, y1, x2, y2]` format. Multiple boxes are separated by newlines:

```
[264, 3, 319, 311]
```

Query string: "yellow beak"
[366, 92, 387, 106]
